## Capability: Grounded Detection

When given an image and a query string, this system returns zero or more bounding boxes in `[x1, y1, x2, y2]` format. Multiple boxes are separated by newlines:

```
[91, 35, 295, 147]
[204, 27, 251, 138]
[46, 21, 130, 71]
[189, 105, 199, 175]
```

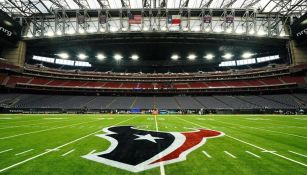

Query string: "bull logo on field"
[82, 126, 224, 172]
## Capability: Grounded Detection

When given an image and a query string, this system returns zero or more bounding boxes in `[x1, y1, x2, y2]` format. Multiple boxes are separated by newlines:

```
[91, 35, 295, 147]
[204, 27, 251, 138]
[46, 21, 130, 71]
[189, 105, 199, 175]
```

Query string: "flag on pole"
[167, 15, 181, 24]
[128, 14, 142, 24]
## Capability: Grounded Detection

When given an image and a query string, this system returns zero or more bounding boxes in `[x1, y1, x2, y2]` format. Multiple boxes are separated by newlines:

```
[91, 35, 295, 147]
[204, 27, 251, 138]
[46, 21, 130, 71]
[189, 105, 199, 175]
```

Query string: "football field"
[0, 114, 306, 175]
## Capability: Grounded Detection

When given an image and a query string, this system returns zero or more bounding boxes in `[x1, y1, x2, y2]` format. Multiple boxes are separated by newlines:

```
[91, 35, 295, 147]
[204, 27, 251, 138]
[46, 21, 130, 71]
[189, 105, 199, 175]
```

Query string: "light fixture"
[57, 53, 69, 59]
[56, 31, 62, 36]
[257, 30, 266, 36]
[205, 28, 210, 32]
[100, 28, 105, 32]
[131, 54, 139, 60]
[183, 27, 189, 31]
[78, 53, 88, 60]
[143, 27, 149, 31]
[187, 54, 197, 60]
[226, 28, 232, 33]
[222, 53, 233, 60]
[110, 28, 118, 32]
[46, 31, 54, 37]
[236, 29, 244, 34]
[67, 30, 75, 35]
[242, 52, 254, 59]
[161, 27, 167, 31]
[96, 54, 106, 60]
[114, 54, 123, 61]
[122, 28, 128, 31]
[171, 54, 179, 60]
[249, 30, 255, 35]
[79, 29, 85, 34]
[204, 54, 214, 60]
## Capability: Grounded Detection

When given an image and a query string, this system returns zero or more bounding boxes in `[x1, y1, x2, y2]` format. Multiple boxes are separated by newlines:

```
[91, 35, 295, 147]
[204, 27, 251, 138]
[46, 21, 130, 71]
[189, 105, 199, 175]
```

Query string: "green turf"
[0, 114, 306, 175]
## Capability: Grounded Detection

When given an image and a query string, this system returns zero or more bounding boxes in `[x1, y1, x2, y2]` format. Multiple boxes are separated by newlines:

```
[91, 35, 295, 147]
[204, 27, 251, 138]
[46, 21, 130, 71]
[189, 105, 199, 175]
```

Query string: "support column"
[1, 41, 26, 67]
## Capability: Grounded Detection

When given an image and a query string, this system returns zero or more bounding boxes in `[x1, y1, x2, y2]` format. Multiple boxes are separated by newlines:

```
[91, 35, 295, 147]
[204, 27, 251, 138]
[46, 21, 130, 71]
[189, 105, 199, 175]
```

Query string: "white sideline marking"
[61, 149, 75, 157]
[88, 150, 96, 155]
[224, 151, 236, 158]
[176, 117, 307, 167]
[246, 151, 261, 158]
[154, 115, 166, 175]
[262, 150, 276, 153]
[0, 120, 96, 140]
[202, 151, 212, 158]
[15, 149, 34, 156]
[0, 116, 138, 173]
[0, 149, 13, 154]
[289, 150, 307, 158]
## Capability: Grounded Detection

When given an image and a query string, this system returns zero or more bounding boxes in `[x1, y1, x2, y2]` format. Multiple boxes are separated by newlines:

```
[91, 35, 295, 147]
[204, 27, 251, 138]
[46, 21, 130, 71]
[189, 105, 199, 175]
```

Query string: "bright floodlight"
[131, 54, 139, 60]
[187, 54, 197, 60]
[57, 53, 69, 59]
[56, 31, 62, 36]
[242, 52, 254, 59]
[143, 27, 149, 31]
[171, 54, 179, 60]
[114, 54, 123, 61]
[249, 30, 255, 35]
[222, 53, 233, 60]
[46, 31, 54, 37]
[226, 28, 232, 33]
[257, 30, 266, 36]
[205, 28, 210, 32]
[78, 53, 88, 60]
[96, 54, 106, 60]
[204, 54, 214, 60]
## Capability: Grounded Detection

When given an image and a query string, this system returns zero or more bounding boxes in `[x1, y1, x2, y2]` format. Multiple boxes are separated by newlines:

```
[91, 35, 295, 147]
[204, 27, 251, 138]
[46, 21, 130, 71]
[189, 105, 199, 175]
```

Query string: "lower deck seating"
[1, 93, 306, 110]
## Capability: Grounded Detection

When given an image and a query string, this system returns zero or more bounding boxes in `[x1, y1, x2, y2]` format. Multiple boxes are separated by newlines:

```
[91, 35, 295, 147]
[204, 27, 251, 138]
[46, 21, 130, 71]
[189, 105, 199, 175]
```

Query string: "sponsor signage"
[0, 10, 21, 46]
[291, 13, 307, 43]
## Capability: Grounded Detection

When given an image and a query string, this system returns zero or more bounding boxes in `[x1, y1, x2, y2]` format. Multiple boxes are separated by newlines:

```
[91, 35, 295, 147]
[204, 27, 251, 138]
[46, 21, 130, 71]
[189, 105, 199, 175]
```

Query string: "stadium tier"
[0, 93, 306, 111]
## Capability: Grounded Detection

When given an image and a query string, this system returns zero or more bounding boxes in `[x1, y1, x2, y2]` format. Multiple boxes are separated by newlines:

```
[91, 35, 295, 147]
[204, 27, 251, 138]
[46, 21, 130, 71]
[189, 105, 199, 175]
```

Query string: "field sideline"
[0, 114, 306, 175]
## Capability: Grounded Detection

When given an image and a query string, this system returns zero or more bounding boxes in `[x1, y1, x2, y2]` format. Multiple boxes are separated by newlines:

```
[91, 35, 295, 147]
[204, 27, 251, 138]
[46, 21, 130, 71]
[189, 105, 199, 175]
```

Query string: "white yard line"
[0, 149, 13, 154]
[154, 115, 166, 175]
[176, 117, 307, 167]
[288, 150, 307, 158]
[212, 120, 307, 139]
[0, 116, 138, 173]
[246, 151, 261, 158]
[15, 149, 34, 156]
[61, 149, 75, 157]
[0, 119, 71, 130]
[224, 151, 236, 158]
[0, 120, 97, 140]
[88, 150, 96, 155]
[202, 151, 212, 158]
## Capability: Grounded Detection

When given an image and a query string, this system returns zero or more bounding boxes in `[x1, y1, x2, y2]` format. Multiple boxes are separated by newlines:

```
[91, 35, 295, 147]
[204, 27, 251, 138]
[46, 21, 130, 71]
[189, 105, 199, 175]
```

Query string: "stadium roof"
[1, 0, 306, 17]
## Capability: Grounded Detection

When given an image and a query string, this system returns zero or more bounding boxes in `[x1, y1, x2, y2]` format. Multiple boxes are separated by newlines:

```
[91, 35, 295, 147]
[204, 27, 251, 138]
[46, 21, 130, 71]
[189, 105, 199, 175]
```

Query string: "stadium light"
[249, 30, 255, 35]
[187, 54, 197, 60]
[100, 28, 106, 32]
[226, 28, 232, 33]
[143, 27, 149, 31]
[242, 52, 254, 59]
[257, 30, 266, 36]
[96, 54, 106, 60]
[46, 31, 54, 37]
[79, 29, 85, 34]
[204, 54, 214, 60]
[171, 54, 179, 60]
[131, 54, 139, 60]
[114, 54, 123, 61]
[78, 53, 88, 60]
[67, 30, 75, 35]
[205, 28, 210, 32]
[236, 29, 244, 34]
[183, 27, 189, 31]
[56, 31, 62, 36]
[222, 53, 233, 60]
[57, 53, 69, 59]
[122, 28, 128, 31]
[161, 27, 167, 31]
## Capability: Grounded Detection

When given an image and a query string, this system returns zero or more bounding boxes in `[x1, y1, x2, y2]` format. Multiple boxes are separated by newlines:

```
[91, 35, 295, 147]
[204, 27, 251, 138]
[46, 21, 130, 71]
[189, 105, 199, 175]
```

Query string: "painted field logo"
[82, 126, 224, 172]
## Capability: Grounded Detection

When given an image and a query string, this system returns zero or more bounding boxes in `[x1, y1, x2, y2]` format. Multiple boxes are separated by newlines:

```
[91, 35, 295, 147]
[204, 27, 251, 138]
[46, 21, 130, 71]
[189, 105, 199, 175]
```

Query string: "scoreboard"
[0, 10, 21, 47]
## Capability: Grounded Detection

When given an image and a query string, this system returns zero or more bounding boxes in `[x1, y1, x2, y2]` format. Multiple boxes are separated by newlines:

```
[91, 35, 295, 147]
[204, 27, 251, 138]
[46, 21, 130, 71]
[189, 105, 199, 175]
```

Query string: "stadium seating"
[1, 93, 306, 110]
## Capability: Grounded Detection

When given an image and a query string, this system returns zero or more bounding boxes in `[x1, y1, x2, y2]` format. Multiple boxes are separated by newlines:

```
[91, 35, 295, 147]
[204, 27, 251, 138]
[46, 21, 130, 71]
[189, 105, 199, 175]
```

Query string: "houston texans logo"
[82, 126, 224, 172]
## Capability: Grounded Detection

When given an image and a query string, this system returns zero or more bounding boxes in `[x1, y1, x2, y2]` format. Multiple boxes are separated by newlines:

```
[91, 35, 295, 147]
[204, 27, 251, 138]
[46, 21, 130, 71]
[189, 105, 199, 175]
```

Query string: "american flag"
[128, 14, 142, 24]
